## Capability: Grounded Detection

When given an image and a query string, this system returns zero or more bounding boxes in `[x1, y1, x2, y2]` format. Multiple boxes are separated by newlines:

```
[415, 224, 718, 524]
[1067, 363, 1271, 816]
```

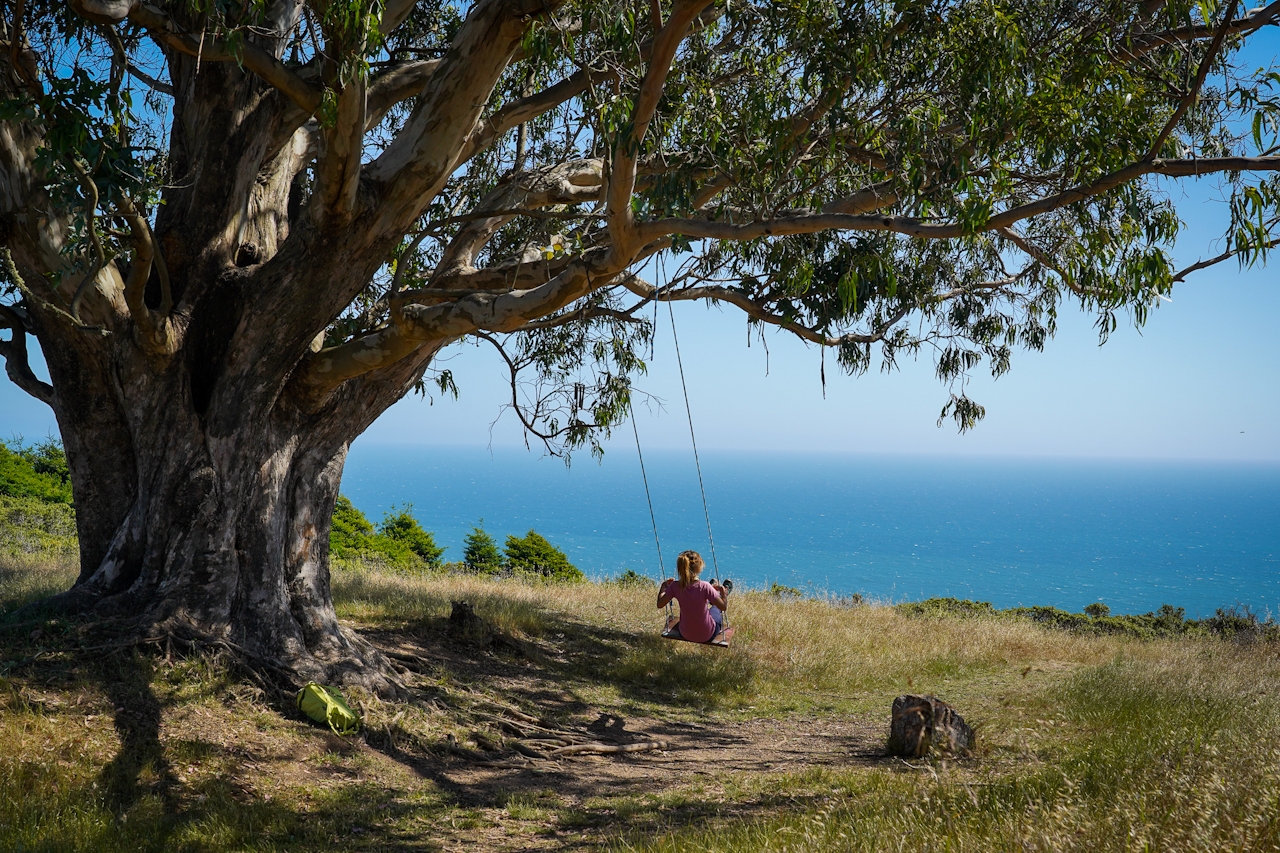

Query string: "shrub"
[330, 495, 375, 556]
[0, 495, 77, 555]
[614, 569, 656, 588]
[767, 581, 803, 599]
[896, 597, 997, 618]
[0, 439, 73, 504]
[1084, 602, 1110, 618]
[1204, 605, 1280, 642]
[462, 522, 503, 573]
[329, 496, 442, 571]
[379, 504, 445, 568]
[503, 530, 583, 581]
[1153, 603, 1187, 633]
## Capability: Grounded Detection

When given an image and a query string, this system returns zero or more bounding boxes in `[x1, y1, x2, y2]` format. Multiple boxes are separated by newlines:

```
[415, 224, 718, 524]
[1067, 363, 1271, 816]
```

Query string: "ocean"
[341, 443, 1280, 618]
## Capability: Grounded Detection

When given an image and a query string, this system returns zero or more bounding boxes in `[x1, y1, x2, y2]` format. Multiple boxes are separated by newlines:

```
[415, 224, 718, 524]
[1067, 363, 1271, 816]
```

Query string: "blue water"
[341, 444, 1280, 618]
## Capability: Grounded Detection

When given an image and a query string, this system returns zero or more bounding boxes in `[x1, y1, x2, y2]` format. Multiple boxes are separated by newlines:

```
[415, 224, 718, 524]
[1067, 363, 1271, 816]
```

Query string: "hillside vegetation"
[0, 446, 582, 584]
[0, 439, 76, 559]
[2, 553, 1278, 852]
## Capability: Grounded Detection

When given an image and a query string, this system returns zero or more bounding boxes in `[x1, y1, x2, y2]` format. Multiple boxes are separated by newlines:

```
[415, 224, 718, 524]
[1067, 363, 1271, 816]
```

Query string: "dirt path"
[417, 709, 888, 852]
[442, 710, 885, 797]
[355, 626, 893, 850]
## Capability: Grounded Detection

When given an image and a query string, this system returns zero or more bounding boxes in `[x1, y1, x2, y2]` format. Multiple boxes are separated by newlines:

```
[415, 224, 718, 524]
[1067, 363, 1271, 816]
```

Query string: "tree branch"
[1171, 236, 1280, 282]
[821, 180, 900, 216]
[1128, 0, 1280, 57]
[434, 158, 603, 277]
[1145, 0, 1237, 161]
[993, 226, 1103, 297]
[473, 330, 574, 444]
[507, 303, 640, 332]
[366, 59, 442, 125]
[459, 65, 607, 164]
[619, 276, 908, 347]
[637, 156, 1280, 243]
[459, 5, 723, 166]
[0, 249, 108, 335]
[0, 303, 53, 404]
[125, 61, 172, 95]
[368, 0, 562, 228]
[378, 0, 418, 36]
[67, 158, 107, 323]
[299, 243, 630, 402]
[70, 0, 323, 113]
[606, 0, 717, 262]
[313, 74, 367, 224]
[118, 195, 172, 354]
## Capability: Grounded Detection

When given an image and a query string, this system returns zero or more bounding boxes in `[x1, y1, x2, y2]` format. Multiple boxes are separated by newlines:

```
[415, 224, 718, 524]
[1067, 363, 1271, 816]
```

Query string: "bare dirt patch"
[339, 618, 893, 850]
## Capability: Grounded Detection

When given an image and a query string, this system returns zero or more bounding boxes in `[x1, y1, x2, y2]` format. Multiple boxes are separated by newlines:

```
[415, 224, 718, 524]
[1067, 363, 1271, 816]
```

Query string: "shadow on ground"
[352, 596, 887, 831]
[0, 585, 885, 852]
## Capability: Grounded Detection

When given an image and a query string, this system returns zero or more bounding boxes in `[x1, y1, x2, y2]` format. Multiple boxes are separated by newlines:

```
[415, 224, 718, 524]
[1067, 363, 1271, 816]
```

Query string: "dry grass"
[335, 568, 1141, 716]
[614, 646, 1280, 852]
[0, 549, 76, 616]
[1, 557, 1278, 851]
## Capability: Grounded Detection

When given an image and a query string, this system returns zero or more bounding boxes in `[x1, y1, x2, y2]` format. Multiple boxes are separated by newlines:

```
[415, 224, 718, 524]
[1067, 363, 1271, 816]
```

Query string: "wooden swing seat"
[662, 613, 734, 647]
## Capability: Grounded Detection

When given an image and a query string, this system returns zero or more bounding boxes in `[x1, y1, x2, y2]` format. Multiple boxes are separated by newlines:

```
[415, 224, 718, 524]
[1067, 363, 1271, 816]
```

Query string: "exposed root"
[549, 741, 669, 757]
[15, 590, 405, 701]
[462, 704, 669, 764]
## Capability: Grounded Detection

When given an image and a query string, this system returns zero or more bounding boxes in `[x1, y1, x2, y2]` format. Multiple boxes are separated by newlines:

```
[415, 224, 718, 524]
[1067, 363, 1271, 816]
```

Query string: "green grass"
[0, 549, 76, 616]
[611, 651, 1280, 851]
[2, 556, 1279, 851]
[0, 495, 77, 560]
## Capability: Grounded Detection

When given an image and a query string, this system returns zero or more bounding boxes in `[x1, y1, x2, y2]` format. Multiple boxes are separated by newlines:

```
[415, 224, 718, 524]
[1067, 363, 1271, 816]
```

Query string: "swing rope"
[667, 298, 720, 577]
[629, 398, 665, 578]
[627, 266, 728, 643]
[630, 404, 674, 623]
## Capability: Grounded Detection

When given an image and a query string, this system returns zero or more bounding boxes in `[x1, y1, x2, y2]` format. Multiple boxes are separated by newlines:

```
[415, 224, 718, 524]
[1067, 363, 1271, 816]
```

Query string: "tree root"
[467, 704, 669, 763]
[549, 741, 669, 757]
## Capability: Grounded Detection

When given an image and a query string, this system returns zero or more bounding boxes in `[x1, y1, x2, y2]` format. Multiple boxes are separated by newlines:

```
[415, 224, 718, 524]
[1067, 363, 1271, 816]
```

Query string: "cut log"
[888, 694, 974, 758]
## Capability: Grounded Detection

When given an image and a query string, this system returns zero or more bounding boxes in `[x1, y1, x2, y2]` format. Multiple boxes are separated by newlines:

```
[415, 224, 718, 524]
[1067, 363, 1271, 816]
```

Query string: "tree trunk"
[0, 0, 515, 693]
[44, 335, 405, 696]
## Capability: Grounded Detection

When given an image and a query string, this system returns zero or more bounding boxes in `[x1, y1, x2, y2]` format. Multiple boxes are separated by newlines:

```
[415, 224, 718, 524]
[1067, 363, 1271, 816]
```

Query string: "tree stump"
[888, 694, 973, 758]
[448, 601, 492, 646]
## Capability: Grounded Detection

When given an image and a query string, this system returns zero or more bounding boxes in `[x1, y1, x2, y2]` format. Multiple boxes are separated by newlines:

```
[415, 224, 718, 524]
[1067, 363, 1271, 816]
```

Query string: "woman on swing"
[657, 550, 728, 643]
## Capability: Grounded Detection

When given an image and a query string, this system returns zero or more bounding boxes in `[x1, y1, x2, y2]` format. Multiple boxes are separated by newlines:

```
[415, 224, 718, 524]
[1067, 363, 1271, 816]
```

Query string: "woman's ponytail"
[677, 550, 704, 588]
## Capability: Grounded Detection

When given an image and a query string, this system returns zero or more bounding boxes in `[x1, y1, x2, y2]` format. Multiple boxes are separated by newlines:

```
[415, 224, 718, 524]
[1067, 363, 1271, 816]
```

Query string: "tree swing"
[632, 298, 735, 648]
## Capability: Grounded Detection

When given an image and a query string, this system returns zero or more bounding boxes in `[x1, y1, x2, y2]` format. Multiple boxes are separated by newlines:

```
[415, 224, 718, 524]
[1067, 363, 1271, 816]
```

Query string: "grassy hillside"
[0, 439, 76, 558]
[2, 554, 1278, 852]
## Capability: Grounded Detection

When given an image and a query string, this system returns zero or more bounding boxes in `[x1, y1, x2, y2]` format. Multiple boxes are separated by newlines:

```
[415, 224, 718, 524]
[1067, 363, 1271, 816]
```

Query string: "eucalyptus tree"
[2, 0, 1278, 688]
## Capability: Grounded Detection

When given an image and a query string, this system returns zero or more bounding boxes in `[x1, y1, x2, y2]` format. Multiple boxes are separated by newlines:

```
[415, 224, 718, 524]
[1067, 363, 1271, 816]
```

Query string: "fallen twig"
[382, 648, 431, 671]
[473, 711, 586, 742]
[473, 699, 542, 725]
[550, 740, 669, 757]
[511, 741, 549, 758]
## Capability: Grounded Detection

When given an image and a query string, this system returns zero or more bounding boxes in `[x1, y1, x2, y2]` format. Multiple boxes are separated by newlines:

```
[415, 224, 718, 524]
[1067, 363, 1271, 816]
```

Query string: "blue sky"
[5, 174, 1275, 462]
[357, 170, 1280, 461]
[4, 35, 1280, 462]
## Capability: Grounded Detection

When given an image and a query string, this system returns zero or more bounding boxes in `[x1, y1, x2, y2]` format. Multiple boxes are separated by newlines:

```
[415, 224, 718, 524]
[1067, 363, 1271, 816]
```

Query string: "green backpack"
[296, 682, 361, 735]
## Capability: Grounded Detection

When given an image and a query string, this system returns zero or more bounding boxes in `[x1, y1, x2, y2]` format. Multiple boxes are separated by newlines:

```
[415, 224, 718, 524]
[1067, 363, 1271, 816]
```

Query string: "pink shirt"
[666, 579, 719, 643]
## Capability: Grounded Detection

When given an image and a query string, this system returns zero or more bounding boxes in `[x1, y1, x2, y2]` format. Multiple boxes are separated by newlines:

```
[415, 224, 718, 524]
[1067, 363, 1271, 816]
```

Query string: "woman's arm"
[711, 583, 728, 611]
[657, 579, 676, 609]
